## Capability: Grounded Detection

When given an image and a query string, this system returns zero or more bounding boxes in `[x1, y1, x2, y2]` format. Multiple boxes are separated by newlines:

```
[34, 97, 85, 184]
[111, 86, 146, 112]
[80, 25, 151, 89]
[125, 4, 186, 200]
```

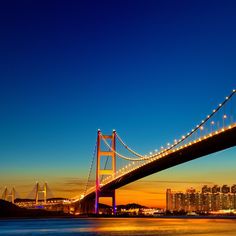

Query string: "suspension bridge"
[1, 183, 73, 213]
[1, 182, 55, 207]
[76, 89, 236, 215]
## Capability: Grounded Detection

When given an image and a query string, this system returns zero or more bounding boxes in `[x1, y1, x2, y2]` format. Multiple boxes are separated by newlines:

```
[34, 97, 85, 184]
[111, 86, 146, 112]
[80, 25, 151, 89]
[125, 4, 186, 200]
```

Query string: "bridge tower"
[2, 187, 15, 204]
[95, 130, 116, 215]
[35, 182, 47, 205]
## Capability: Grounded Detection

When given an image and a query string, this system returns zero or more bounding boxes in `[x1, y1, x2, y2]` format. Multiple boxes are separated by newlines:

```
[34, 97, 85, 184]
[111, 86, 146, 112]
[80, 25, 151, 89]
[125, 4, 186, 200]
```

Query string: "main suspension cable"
[101, 134, 152, 161]
[116, 89, 236, 160]
[116, 132, 145, 158]
[84, 141, 97, 195]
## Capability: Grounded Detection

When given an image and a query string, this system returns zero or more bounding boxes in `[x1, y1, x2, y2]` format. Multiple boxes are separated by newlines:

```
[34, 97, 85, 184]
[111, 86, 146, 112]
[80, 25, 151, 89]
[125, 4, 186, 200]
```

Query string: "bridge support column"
[35, 182, 47, 205]
[112, 190, 116, 215]
[3, 187, 15, 204]
[95, 130, 116, 215]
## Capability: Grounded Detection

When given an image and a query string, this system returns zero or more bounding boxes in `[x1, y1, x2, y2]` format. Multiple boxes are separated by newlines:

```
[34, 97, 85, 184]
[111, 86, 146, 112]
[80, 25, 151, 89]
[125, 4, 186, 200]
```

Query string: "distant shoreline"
[1, 215, 236, 220]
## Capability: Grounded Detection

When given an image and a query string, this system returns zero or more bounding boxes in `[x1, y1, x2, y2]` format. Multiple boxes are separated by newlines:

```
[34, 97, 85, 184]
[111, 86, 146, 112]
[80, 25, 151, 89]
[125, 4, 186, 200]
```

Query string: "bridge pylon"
[95, 129, 116, 215]
[35, 182, 47, 205]
[2, 187, 15, 204]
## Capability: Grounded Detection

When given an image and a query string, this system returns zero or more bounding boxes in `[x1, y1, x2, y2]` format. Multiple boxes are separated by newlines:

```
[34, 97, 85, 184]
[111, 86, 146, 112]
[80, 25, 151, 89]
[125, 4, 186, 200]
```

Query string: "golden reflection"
[84, 218, 236, 235]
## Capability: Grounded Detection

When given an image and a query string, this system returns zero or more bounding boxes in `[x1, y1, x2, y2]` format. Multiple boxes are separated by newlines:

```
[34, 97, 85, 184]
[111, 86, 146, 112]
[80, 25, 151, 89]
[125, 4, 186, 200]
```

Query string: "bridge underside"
[75, 194, 95, 214]
[104, 126, 236, 191]
[79, 126, 236, 214]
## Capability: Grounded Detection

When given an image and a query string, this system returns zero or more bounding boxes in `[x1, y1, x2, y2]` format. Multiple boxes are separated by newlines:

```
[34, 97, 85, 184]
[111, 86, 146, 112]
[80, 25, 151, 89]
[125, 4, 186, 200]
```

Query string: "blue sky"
[0, 1, 236, 205]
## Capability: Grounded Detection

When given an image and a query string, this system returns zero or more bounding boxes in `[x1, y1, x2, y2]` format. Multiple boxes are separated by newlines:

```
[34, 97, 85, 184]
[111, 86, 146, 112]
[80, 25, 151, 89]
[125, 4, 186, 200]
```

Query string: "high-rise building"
[232, 194, 236, 209]
[202, 185, 211, 194]
[211, 193, 221, 211]
[221, 185, 230, 194]
[221, 193, 230, 209]
[200, 193, 211, 212]
[166, 189, 172, 211]
[185, 188, 198, 212]
[231, 185, 236, 193]
[166, 184, 236, 212]
[212, 185, 220, 194]
[173, 192, 185, 211]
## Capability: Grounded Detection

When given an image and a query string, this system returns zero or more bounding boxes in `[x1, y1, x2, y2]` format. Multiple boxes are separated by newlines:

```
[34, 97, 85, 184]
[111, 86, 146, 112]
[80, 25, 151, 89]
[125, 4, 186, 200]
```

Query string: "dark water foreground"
[0, 217, 236, 236]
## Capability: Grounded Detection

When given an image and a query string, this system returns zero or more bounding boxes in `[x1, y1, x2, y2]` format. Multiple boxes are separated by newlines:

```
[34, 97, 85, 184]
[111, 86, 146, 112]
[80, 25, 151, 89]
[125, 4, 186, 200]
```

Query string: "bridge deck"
[83, 125, 236, 201]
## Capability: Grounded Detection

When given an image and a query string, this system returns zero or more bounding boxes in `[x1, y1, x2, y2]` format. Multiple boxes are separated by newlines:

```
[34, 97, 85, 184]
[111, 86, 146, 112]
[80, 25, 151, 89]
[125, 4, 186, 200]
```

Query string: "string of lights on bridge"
[103, 89, 236, 161]
[84, 89, 236, 196]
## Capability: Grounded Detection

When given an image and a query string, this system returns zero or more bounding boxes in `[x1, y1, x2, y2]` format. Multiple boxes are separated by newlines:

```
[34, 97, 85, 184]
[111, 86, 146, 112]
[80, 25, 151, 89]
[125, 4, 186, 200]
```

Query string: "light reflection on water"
[0, 218, 236, 235]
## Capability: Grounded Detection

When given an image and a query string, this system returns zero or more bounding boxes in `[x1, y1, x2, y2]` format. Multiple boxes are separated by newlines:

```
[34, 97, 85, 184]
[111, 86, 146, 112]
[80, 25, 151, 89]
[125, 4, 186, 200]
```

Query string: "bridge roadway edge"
[78, 126, 236, 212]
[103, 126, 236, 191]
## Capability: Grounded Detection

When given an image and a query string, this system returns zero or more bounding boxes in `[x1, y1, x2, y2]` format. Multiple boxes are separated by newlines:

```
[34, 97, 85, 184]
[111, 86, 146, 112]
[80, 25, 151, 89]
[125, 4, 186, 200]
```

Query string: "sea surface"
[0, 217, 236, 236]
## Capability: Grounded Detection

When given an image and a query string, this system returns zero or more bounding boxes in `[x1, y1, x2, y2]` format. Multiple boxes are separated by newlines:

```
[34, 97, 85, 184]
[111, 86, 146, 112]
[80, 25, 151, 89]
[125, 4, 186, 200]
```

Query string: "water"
[0, 218, 236, 235]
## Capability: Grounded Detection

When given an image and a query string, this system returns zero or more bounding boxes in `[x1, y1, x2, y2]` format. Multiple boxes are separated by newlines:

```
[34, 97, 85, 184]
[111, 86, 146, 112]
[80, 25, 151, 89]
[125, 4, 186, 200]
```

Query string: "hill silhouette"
[0, 200, 68, 218]
[117, 203, 147, 210]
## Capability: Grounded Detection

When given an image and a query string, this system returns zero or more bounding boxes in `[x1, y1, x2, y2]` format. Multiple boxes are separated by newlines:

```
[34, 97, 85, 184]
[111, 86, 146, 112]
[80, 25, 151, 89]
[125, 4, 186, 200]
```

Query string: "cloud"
[145, 191, 163, 195]
[63, 177, 87, 185]
[51, 177, 87, 188]
[18, 184, 35, 188]
[50, 177, 89, 196]
[53, 187, 84, 193]
[119, 180, 215, 193]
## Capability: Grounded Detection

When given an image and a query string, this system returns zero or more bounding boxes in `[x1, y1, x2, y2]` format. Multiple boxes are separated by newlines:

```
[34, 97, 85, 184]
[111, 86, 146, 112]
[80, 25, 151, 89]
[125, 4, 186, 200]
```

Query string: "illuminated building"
[185, 188, 198, 212]
[166, 184, 236, 212]
[221, 185, 230, 194]
[166, 189, 173, 211]
[200, 193, 211, 212]
[212, 185, 220, 194]
[231, 185, 236, 193]
[211, 193, 221, 211]
[173, 192, 185, 211]
[202, 185, 211, 194]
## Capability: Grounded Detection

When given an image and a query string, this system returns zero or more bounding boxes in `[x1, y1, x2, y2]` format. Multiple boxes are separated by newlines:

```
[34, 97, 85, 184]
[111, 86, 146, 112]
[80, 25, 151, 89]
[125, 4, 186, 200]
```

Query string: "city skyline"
[166, 184, 236, 212]
[1, 1, 236, 208]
